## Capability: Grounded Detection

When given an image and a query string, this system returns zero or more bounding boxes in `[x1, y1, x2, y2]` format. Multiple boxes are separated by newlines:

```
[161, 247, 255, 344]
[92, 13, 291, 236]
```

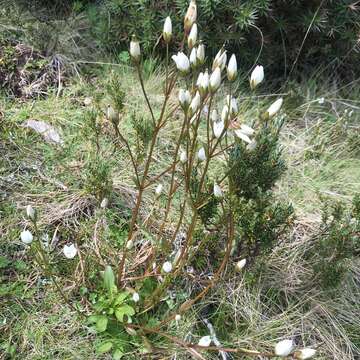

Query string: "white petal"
[198, 336, 212, 347]
[274, 339, 294, 357]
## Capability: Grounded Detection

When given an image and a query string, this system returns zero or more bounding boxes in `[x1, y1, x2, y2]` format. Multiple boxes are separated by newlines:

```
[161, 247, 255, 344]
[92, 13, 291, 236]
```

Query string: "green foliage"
[229, 120, 286, 200]
[85, 0, 359, 78]
[231, 192, 294, 260]
[83, 156, 113, 200]
[87, 265, 136, 359]
[311, 195, 360, 290]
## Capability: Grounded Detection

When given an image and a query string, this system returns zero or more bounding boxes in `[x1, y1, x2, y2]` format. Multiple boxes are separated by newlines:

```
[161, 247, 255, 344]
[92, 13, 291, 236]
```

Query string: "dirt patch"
[0, 40, 68, 98]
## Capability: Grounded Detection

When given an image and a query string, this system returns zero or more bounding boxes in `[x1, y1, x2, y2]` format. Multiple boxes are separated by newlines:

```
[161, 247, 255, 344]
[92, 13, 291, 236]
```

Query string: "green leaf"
[114, 292, 129, 306]
[95, 315, 108, 332]
[96, 341, 113, 354]
[113, 349, 124, 359]
[87, 315, 100, 324]
[115, 304, 135, 322]
[104, 265, 116, 293]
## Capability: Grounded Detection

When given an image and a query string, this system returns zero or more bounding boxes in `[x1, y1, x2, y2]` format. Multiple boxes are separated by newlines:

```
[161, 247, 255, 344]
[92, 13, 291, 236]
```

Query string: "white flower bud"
[226, 96, 238, 117]
[155, 184, 163, 195]
[126, 239, 134, 249]
[172, 52, 190, 73]
[196, 72, 203, 87]
[179, 89, 191, 109]
[317, 97, 325, 104]
[266, 98, 283, 118]
[63, 243, 77, 259]
[213, 183, 223, 198]
[274, 339, 294, 357]
[163, 17, 172, 43]
[188, 23, 198, 49]
[197, 42, 205, 64]
[26, 205, 36, 221]
[211, 109, 218, 123]
[227, 54, 237, 81]
[295, 348, 316, 359]
[180, 150, 187, 163]
[198, 336, 211, 347]
[100, 198, 109, 209]
[162, 261, 173, 273]
[132, 292, 140, 303]
[20, 230, 33, 245]
[221, 105, 229, 123]
[184, 0, 197, 34]
[197, 147, 206, 162]
[175, 314, 181, 322]
[209, 67, 221, 93]
[235, 258, 246, 271]
[250, 65, 264, 89]
[189, 91, 201, 115]
[213, 120, 224, 138]
[130, 35, 141, 62]
[190, 47, 197, 68]
[212, 48, 227, 71]
[199, 70, 209, 96]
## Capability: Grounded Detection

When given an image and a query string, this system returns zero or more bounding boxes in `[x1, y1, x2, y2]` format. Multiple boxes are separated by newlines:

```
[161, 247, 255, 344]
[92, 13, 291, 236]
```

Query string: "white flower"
[190, 47, 197, 67]
[100, 198, 109, 209]
[179, 89, 191, 109]
[188, 23, 198, 49]
[190, 91, 201, 115]
[213, 183, 223, 198]
[234, 129, 252, 144]
[235, 258, 246, 271]
[175, 314, 181, 322]
[211, 109, 218, 123]
[197, 43, 205, 64]
[26, 205, 35, 221]
[163, 17, 172, 43]
[162, 261, 173, 273]
[221, 105, 229, 123]
[172, 52, 190, 73]
[250, 65, 264, 89]
[180, 150, 187, 163]
[63, 243, 77, 259]
[296, 348, 316, 359]
[317, 97, 325, 104]
[197, 147, 206, 162]
[209, 67, 221, 93]
[132, 292, 140, 303]
[266, 98, 283, 118]
[198, 336, 212, 347]
[274, 339, 294, 357]
[240, 124, 255, 136]
[184, 0, 197, 33]
[130, 36, 141, 61]
[155, 184, 163, 195]
[213, 120, 224, 138]
[227, 54, 237, 81]
[20, 230, 33, 245]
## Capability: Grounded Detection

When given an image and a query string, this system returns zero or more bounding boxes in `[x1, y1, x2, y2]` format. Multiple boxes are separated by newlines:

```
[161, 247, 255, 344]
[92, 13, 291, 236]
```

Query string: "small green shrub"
[312, 195, 360, 289]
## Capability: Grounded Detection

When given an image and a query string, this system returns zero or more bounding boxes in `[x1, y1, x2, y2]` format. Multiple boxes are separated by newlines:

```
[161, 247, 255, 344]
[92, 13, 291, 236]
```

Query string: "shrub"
[311, 195, 360, 290]
[21, 2, 314, 359]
